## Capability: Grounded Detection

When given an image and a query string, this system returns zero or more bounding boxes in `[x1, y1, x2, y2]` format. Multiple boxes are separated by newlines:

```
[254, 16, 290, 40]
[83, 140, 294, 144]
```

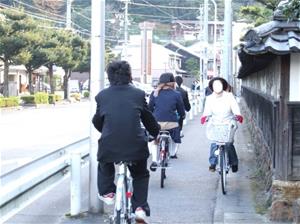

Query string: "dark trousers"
[209, 143, 238, 166]
[97, 159, 150, 215]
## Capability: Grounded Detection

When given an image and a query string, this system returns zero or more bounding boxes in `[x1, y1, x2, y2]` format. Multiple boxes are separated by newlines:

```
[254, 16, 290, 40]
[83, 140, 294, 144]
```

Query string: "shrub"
[83, 91, 90, 98]
[34, 92, 49, 104]
[70, 93, 81, 101]
[5, 97, 19, 107]
[55, 94, 62, 102]
[21, 95, 35, 104]
[0, 97, 5, 107]
[48, 94, 55, 104]
[0, 97, 19, 107]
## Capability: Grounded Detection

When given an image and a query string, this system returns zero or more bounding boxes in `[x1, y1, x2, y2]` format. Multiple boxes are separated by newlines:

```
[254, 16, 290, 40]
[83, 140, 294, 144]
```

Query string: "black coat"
[176, 86, 191, 112]
[92, 84, 160, 163]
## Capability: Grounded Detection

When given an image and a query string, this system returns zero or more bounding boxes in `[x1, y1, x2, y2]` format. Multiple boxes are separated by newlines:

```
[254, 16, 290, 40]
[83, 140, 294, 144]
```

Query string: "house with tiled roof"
[238, 2, 300, 221]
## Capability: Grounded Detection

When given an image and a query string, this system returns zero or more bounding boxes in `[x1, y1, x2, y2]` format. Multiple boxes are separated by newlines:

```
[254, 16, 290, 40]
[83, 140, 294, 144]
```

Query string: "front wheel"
[220, 148, 227, 195]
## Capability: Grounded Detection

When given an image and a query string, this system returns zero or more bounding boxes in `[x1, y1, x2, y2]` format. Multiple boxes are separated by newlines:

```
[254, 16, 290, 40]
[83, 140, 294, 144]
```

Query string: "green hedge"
[34, 92, 49, 104]
[0, 97, 19, 108]
[21, 95, 35, 104]
[55, 94, 62, 102]
[49, 94, 63, 104]
[48, 94, 55, 104]
[0, 96, 4, 107]
[83, 91, 89, 98]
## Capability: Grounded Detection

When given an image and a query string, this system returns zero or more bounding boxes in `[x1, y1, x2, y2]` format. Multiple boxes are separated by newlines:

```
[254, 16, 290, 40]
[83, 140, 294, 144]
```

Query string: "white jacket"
[203, 91, 241, 123]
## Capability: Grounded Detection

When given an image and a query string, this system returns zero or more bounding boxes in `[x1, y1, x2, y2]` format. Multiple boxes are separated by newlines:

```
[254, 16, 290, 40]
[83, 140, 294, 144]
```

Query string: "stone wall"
[240, 98, 273, 192]
[241, 97, 300, 222]
[271, 180, 300, 222]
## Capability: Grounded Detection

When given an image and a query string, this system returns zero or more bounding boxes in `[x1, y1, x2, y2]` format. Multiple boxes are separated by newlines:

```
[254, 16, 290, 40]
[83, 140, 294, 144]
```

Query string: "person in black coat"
[92, 60, 160, 221]
[175, 76, 191, 130]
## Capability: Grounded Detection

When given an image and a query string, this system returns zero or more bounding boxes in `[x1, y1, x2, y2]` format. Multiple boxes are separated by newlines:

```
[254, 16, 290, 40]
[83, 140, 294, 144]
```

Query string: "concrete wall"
[242, 56, 281, 100]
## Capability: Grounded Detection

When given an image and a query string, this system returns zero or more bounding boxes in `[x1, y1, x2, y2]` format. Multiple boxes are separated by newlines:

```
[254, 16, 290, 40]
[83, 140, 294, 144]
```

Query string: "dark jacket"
[148, 89, 185, 122]
[176, 86, 191, 112]
[92, 84, 160, 163]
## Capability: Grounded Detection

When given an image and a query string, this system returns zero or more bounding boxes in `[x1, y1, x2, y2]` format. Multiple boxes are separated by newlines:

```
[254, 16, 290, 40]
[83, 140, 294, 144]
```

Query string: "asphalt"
[4, 105, 287, 224]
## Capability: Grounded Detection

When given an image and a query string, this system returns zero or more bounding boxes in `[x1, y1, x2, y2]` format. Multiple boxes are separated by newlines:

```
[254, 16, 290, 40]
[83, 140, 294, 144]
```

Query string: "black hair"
[106, 60, 132, 85]
[208, 77, 228, 92]
[159, 72, 175, 84]
[175, 76, 183, 86]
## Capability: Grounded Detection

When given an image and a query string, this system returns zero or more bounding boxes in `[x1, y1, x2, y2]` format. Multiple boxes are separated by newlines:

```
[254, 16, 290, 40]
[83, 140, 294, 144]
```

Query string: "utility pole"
[222, 0, 232, 83]
[198, 5, 204, 90]
[121, 0, 129, 60]
[66, 0, 73, 30]
[203, 0, 209, 86]
[142, 22, 147, 84]
[89, 0, 105, 213]
[210, 0, 217, 76]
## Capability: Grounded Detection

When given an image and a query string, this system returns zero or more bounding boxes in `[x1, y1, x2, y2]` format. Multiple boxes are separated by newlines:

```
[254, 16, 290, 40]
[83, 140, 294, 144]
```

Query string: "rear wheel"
[220, 148, 227, 195]
[116, 210, 121, 224]
[160, 159, 166, 188]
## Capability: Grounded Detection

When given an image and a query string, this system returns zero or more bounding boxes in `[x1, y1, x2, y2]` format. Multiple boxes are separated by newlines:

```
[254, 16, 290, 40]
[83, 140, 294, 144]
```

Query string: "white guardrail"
[0, 137, 89, 221]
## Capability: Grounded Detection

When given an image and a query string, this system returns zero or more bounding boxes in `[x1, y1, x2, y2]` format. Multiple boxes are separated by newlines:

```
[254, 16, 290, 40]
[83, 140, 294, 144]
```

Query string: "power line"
[130, 1, 199, 10]
[12, 0, 65, 20]
[72, 9, 91, 21]
[139, 0, 176, 19]
[0, 2, 66, 25]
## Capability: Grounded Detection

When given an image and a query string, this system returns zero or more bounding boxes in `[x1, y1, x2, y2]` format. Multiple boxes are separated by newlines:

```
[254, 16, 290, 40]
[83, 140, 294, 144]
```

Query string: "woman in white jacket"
[200, 77, 243, 172]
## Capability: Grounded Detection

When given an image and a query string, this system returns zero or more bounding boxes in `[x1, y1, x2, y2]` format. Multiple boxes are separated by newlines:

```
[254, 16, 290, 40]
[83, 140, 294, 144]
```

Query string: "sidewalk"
[4, 112, 283, 224]
[213, 115, 275, 224]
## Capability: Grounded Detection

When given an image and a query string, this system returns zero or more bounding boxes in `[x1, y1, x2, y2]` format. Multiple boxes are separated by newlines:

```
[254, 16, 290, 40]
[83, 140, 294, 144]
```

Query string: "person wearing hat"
[200, 77, 243, 172]
[148, 72, 185, 169]
[175, 76, 191, 132]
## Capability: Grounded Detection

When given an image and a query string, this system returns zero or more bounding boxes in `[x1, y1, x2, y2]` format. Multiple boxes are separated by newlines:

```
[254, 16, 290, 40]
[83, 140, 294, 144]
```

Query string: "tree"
[0, 9, 33, 96]
[239, 0, 281, 26]
[55, 31, 87, 99]
[40, 30, 63, 94]
[185, 58, 199, 78]
[15, 25, 49, 94]
[282, 0, 300, 21]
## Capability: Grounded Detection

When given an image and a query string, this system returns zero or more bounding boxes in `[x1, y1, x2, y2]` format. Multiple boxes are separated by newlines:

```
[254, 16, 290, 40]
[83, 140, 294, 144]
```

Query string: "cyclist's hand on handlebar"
[235, 115, 243, 123]
[200, 116, 207, 124]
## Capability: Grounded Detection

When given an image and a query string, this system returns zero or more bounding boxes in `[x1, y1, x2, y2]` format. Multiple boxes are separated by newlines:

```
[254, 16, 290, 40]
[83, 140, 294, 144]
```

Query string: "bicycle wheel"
[160, 152, 166, 188]
[220, 147, 227, 195]
[160, 158, 166, 188]
[115, 210, 121, 224]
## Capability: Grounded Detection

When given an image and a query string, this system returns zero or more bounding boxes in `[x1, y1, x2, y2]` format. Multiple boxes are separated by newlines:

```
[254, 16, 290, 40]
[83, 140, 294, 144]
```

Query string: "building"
[238, 6, 300, 221]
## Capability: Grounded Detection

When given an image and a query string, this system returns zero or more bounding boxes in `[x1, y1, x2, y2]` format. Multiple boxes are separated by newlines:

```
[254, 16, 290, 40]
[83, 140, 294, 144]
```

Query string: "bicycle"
[206, 117, 237, 195]
[111, 162, 133, 224]
[158, 130, 171, 188]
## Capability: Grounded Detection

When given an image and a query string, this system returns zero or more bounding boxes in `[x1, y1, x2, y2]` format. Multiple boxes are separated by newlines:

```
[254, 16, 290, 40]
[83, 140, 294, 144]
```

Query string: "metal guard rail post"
[0, 137, 89, 208]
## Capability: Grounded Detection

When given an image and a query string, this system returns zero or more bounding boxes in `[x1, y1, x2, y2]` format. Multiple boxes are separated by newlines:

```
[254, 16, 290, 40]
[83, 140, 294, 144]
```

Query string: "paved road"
[0, 102, 90, 174]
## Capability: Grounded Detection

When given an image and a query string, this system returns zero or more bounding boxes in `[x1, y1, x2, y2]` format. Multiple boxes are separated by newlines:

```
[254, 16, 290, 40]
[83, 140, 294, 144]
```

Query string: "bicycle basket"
[206, 122, 236, 143]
